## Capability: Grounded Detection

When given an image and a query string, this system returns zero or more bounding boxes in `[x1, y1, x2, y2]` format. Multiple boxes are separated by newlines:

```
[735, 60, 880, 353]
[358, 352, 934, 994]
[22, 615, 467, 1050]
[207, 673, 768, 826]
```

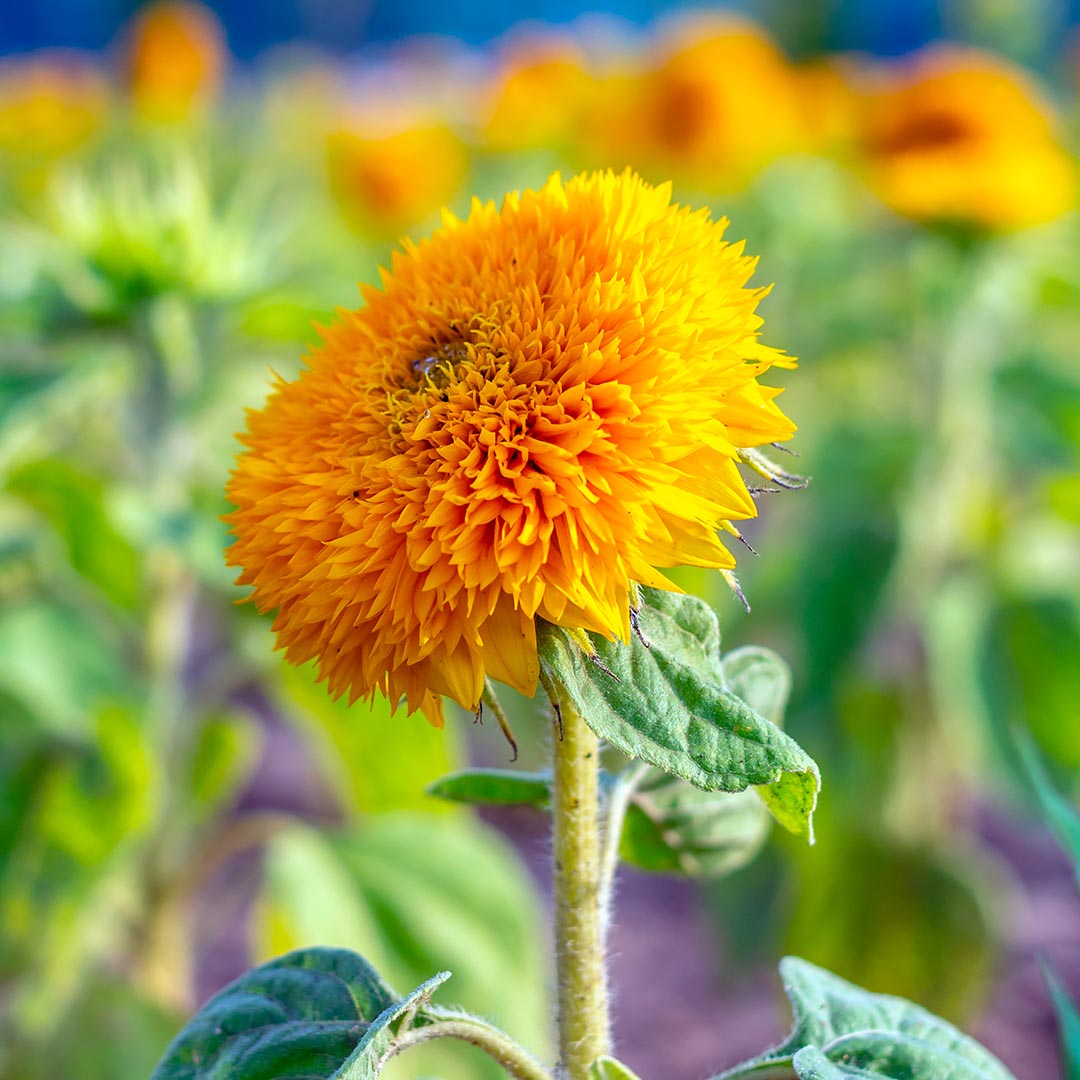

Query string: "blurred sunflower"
[856, 47, 1075, 229]
[482, 37, 592, 153]
[125, 0, 226, 124]
[227, 170, 795, 722]
[0, 53, 109, 172]
[585, 17, 804, 189]
[794, 58, 859, 157]
[327, 116, 469, 238]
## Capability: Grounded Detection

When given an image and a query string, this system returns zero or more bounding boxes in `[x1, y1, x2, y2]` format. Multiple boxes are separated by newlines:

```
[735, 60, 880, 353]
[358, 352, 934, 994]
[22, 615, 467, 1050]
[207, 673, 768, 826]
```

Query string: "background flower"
[855, 46, 1076, 229]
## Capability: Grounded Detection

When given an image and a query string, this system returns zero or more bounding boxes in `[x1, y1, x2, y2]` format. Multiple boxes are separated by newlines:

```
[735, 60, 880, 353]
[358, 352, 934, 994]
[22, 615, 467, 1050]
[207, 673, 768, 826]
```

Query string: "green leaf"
[789, 1047, 847, 1078]
[274, 661, 460, 816]
[188, 713, 258, 821]
[334, 971, 452, 1080]
[617, 644, 789, 877]
[620, 777, 769, 878]
[590, 1057, 645, 1080]
[149, 946, 447, 1080]
[258, 814, 550, 1080]
[0, 600, 128, 737]
[6, 459, 143, 611]
[427, 768, 551, 808]
[1043, 963, 1080, 1080]
[716, 957, 1016, 1080]
[1014, 728, 1080, 891]
[722, 646, 792, 726]
[537, 588, 818, 840]
[980, 598, 1080, 770]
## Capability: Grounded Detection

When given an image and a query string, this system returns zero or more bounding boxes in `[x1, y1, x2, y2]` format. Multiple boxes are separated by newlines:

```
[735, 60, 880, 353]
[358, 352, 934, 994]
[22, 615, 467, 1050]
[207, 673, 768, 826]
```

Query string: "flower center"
[874, 110, 975, 155]
[410, 340, 472, 390]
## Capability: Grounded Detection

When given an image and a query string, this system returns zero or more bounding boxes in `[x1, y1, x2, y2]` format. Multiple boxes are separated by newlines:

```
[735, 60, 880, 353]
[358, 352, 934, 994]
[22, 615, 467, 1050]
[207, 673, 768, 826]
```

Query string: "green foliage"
[149, 946, 448, 1080]
[427, 768, 552, 808]
[1015, 728, 1080, 889]
[6, 458, 143, 610]
[33, 976, 181, 1080]
[537, 588, 818, 839]
[257, 813, 550, 1080]
[618, 645, 791, 877]
[980, 599, 1080, 770]
[1043, 965, 1080, 1080]
[783, 828, 996, 1019]
[717, 957, 1016, 1080]
[46, 152, 283, 311]
[274, 662, 459, 816]
[620, 778, 768, 878]
[1015, 733, 1080, 1077]
[0, 599, 128, 737]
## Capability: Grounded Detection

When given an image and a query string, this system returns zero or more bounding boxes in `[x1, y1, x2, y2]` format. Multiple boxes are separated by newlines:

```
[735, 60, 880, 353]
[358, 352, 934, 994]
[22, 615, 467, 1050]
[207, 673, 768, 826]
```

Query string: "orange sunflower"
[227, 170, 795, 723]
[126, 0, 226, 124]
[857, 47, 1075, 229]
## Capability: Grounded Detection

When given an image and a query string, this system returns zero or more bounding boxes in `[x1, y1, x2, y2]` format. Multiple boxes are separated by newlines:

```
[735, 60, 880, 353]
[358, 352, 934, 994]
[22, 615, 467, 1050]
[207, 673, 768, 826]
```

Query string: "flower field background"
[2, 2, 1080, 1079]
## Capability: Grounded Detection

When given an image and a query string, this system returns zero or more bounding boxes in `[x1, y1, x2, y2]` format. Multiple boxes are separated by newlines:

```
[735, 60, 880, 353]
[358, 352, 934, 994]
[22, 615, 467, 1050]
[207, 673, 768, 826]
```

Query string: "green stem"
[548, 679, 611, 1078]
[387, 1017, 555, 1080]
[885, 239, 1027, 836]
[598, 762, 649, 925]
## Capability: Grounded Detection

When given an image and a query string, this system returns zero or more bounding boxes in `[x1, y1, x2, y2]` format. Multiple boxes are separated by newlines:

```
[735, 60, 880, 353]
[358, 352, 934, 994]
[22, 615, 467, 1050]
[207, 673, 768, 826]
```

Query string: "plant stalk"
[549, 682, 610, 1078]
[388, 1017, 555, 1080]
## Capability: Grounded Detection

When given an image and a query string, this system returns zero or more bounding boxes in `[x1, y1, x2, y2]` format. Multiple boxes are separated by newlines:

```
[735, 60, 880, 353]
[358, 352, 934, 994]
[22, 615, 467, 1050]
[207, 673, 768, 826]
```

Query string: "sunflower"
[0, 53, 109, 168]
[584, 17, 805, 190]
[227, 170, 795, 723]
[327, 118, 468, 237]
[482, 37, 592, 153]
[126, 0, 226, 124]
[856, 47, 1075, 229]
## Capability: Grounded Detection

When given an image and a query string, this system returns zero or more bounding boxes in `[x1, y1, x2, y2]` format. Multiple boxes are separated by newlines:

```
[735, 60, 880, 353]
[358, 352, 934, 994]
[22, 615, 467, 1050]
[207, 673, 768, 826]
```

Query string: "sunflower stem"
[549, 680, 611, 1078]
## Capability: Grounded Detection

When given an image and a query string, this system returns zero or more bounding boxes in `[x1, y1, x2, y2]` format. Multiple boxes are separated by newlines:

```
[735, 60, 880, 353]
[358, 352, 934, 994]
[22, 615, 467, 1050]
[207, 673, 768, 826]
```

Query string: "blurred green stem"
[131, 301, 174, 476]
[548, 679, 611, 1078]
[389, 1016, 555, 1080]
[599, 762, 648, 924]
[887, 237, 1029, 834]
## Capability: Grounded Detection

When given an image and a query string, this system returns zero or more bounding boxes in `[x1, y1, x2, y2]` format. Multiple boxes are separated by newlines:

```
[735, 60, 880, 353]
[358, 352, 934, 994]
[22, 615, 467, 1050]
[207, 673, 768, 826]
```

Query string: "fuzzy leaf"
[149, 947, 448, 1080]
[722, 646, 792, 726]
[334, 971, 452, 1080]
[537, 588, 818, 839]
[618, 644, 789, 877]
[620, 777, 768, 878]
[427, 768, 551, 808]
[716, 957, 1016, 1080]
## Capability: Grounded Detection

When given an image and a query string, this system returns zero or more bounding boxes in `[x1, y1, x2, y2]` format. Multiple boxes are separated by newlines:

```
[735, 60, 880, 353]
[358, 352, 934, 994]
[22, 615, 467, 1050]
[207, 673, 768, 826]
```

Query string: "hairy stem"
[549, 681, 610, 1077]
[387, 1017, 555, 1080]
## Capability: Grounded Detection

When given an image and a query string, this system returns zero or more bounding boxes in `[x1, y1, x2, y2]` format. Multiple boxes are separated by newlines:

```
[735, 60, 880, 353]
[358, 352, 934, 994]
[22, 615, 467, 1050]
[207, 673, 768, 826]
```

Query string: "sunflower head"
[482, 38, 593, 153]
[586, 17, 804, 189]
[857, 47, 1076, 229]
[126, 0, 226, 124]
[227, 170, 795, 723]
[0, 53, 109, 168]
[327, 117, 468, 237]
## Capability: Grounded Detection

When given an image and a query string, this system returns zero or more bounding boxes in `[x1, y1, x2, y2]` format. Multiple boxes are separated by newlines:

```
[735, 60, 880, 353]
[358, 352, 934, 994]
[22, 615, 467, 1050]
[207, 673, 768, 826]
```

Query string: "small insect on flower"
[226, 170, 796, 726]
